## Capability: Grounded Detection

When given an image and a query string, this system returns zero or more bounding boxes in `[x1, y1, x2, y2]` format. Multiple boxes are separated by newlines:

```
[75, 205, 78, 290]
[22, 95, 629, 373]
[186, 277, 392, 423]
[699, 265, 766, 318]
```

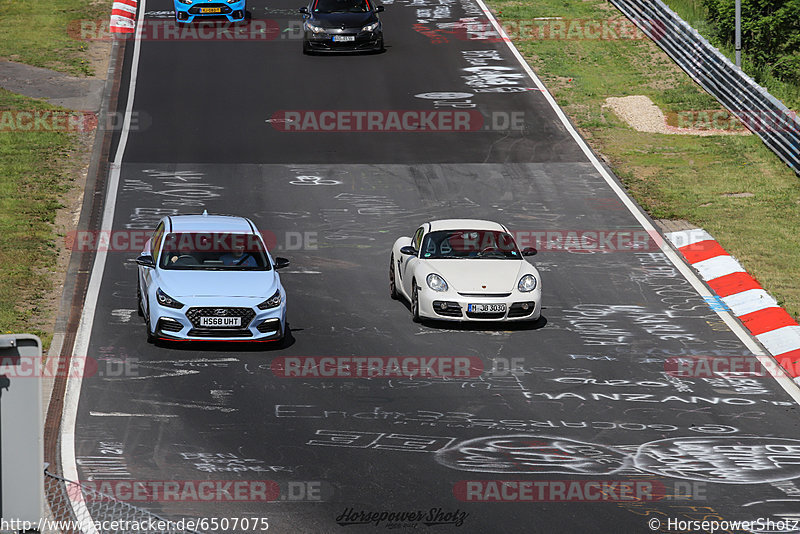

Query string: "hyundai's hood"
[425, 259, 530, 293]
[156, 270, 278, 298]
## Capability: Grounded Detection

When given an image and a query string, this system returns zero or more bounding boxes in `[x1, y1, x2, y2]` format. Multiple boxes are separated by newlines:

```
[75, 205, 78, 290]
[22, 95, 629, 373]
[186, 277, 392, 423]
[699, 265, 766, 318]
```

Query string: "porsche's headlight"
[156, 288, 184, 309]
[426, 273, 448, 292]
[362, 21, 379, 32]
[258, 289, 282, 310]
[305, 22, 326, 34]
[518, 274, 537, 292]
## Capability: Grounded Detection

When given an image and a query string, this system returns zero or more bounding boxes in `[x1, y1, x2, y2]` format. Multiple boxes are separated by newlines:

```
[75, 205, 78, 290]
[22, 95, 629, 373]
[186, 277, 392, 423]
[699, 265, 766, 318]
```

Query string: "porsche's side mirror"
[135, 254, 156, 268]
[274, 257, 291, 269]
[521, 247, 537, 256]
[299, 6, 309, 13]
[399, 246, 417, 256]
[376, 5, 384, 12]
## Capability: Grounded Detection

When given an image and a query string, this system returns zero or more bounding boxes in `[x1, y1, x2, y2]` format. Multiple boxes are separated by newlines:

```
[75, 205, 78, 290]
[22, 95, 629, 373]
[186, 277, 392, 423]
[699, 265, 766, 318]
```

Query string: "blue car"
[174, 0, 245, 23]
[136, 213, 288, 344]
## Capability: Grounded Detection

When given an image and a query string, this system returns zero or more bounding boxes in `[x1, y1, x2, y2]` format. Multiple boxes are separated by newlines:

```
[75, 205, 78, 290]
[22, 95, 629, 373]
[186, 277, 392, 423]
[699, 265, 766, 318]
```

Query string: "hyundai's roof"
[427, 219, 507, 232]
[167, 214, 256, 234]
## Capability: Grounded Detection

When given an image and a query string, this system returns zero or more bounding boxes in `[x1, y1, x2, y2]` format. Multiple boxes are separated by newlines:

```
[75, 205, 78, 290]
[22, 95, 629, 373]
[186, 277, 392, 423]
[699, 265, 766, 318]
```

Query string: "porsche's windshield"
[158, 233, 271, 271]
[313, 0, 371, 13]
[420, 230, 521, 259]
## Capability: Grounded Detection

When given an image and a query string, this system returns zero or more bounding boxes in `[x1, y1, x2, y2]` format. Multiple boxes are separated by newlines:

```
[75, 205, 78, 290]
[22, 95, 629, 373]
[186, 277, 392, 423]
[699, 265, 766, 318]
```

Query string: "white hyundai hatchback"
[390, 219, 541, 323]
[136, 213, 289, 344]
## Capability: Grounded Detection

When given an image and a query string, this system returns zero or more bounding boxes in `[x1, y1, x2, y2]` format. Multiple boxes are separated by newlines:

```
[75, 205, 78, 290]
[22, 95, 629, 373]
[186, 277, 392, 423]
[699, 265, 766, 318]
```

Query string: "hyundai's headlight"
[258, 289, 282, 310]
[305, 22, 326, 33]
[518, 274, 537, 292]
[156, 288, 184, 309]
[226, 0, 238, 3]
[426, 273, 448, 292]
[178, 0, 192, 4]
[362, 21, 379, 32]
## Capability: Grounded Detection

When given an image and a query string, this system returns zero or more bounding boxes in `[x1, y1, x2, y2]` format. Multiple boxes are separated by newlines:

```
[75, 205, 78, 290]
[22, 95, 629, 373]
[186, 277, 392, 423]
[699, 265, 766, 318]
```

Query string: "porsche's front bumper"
[417, 287, 542, 321]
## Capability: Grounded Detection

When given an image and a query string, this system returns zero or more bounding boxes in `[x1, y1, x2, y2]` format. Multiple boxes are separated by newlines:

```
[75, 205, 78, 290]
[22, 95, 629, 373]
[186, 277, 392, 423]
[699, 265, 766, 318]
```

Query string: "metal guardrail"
[45, 470, 204, 534]
[609, 0, 800, 175]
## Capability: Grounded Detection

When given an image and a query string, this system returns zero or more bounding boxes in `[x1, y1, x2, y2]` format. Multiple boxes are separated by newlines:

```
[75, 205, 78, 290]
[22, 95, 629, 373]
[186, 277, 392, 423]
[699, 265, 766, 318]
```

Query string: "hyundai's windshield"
[158, 233, 271, 271]
[420, 230, 521, 259]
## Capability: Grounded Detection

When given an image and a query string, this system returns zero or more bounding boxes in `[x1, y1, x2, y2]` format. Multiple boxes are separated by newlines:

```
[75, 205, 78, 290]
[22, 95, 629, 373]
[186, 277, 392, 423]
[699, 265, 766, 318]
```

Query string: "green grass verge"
[0, 0, 109, 76]
[0, 89, 77, 347]
[486, 0, 800, 321]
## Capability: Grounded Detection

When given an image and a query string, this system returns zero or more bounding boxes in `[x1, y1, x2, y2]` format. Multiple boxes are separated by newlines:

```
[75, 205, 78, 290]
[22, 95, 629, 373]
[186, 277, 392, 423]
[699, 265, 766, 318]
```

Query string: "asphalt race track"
[70, 0, 800, 531]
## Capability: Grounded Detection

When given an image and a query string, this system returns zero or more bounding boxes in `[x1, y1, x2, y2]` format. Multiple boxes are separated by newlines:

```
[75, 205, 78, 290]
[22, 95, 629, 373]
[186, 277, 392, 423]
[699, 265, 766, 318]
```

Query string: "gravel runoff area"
[604, 95, 751, 136]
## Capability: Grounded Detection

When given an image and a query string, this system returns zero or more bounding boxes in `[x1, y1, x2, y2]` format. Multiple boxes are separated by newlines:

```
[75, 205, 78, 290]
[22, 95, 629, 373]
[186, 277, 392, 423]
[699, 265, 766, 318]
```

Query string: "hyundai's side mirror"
[274, 257, 291, 269]
[135, 254, 156, 268]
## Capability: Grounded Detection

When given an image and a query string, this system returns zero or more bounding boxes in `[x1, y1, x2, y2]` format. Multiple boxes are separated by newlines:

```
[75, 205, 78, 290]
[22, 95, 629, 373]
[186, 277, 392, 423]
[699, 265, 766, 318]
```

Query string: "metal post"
[735, 0, 742, 67]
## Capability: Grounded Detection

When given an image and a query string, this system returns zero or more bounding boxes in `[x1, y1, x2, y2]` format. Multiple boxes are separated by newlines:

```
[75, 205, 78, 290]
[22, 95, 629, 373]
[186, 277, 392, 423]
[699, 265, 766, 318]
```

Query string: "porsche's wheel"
[389, 254, 399, 300]
[303, 41, 312, 55]
[411, 282, 421, 323]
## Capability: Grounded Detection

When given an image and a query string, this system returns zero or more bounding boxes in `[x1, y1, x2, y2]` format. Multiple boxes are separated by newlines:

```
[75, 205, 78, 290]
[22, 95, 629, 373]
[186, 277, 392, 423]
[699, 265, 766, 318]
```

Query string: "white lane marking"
[282, 270, 322, 274]
[721, 289, 779, 317]
[111, 308, 136, 322]
[89, 411, 179, 418]
[692, 255, 744, 280]
[104, 369, 200, 380]
[133, 399, 238, 412]
[665, 229, 714, 248]
[471, 0, 800, 404]
[757, 326, 800, 356]
[141, 357, 239, 363]
[62, 0, 148, 529]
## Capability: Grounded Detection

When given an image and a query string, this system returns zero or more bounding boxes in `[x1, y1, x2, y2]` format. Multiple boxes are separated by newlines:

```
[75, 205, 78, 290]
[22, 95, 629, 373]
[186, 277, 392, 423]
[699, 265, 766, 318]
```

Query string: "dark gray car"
[300, 0, 384, 54]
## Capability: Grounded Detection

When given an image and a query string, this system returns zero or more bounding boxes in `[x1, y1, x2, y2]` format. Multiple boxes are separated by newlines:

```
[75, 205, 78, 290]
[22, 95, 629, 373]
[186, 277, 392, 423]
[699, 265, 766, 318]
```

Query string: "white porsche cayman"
[390, 219, 541, 322]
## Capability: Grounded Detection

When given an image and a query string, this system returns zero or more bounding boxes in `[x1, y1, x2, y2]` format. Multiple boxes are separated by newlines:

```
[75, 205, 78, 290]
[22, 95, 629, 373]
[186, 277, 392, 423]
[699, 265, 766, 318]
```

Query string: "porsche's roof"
[427, 219, 507, 232]
[167, 214, 256, 234]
